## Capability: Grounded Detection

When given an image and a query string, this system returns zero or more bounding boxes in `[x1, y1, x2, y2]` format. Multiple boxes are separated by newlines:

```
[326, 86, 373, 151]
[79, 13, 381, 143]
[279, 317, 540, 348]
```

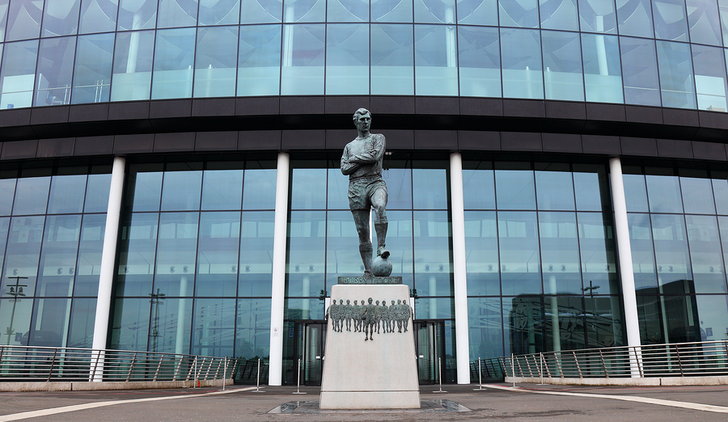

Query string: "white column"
[449, 152, 471, 384]
[608, 157, 642, 377]
[90, 156, 125, 381]
[268, 152, 290, 386]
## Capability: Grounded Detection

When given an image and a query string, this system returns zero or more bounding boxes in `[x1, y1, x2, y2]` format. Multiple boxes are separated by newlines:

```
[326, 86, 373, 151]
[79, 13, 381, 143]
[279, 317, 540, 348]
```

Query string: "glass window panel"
[652, 214, 692, 289]
[545, 296, 587, 351]
[111, 30, 155, 101]
[109, 297, 149, 351]
[115, 213, 158, 296]
[0, 218, 9, 273]
[67, 298, 95, 347]
[681, 172, 715, 214]
[280, 24, 324, 95]
[628, 213, 658, 292]
[457, 0, 497, 25]
[158, 0, 198, 27]
[79, 0, 118, 34]
[540, 212, 581, 294]
[235, 299, 271, 359]
[7, 0, 43, 41]
[501, 28, 543, 99]
[1, 216, 45, 297]
[620, 36, 661, 106]
[582, 34, 623, 103]
[148, 297, 192, 353]
[693, 45, 727, 112]
[327, 0, 367, 21]
[713, 172, 728, 214]
[542, 31, 584, 102]
[194, 26, 238, 98]
[653, 0, 689, 41]
[415, 24, 458, 96]
[686, 0, 721, 45]
[283, 0, 324, 21]
[327, 167, 350, 210]
[47, 174, 86, 214]
[161, 168, 202, 211]
[686, 215, 726, 294]
[200, 0, 239, 24]
[0, 177, 14, 216]
[0, 40, 38, 109]
[535, 164, 575, 210]
[499, 0, 538, 27]
[74, 214, 106, 296]
[291, 168, 326, 209]
[721, 0, 728, 46]
[202, 169, 243, 210]
[415, 0, 456, 23]
[498, 211, 541, 295]
[578, 212, 618, 294]
[0, 298, 32, 345]
[72, 33, 114, 104]
[465, 211, 499, 295]
[623, 170, 648, 212]
[243, 168, 276, 210]
[155, 212, 198, 297]
[414, 297, 453, 319]
[241, 0, 281, 22]
[657, 40, 696, 109]
[457, 26, 501, 97]
[585, 295, 625, 347]
[118, 0, 156, 30]
[413, 168, 447, 209]
[578, 0, 617, 33]
[372, 0, 412, 22]
[34, 36, 75, 107]
[36, 215, 81, 297]
[239, 211, 274, 296]
[495, 164, 536, 210]
[503, 295, 543, 354]
[196, 212, 240, 297]
[463, 168, 496, 209]
[413, 211, 452, 296]
[152, 28, 196, 99]
[382, 167, 413, 210]
[238, 24, 281, 96]
[286, 211, 325, 296]
[84, 171, 111, 213]
[540, 0, 578, 30]
[42, 0, 80, 37]
[636, 295, 665, 343]
[616, 0, 654, 37]
[371, 24, 414, 94]
[646, 172, 683, 213]
[13, 175, 50, 215]
[0, 0, 9, 42]
[718, 217, 728, 281]
[573, 164, 608, 211]
[28, 298, 70, 347]
[326, 24, 368, 95]
[695, 295, 728, 341]
[326, 210, 360, 283]
[126, 165, 163, 212]
[386, 210, 414, 287]
[284, 297, 324, 319]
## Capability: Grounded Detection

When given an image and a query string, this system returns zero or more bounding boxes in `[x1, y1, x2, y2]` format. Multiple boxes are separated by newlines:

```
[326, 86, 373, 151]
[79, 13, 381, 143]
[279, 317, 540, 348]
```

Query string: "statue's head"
[346, 299, 350, 305]
[375, 300, 380, 305]
[354, 300, 358, 305]
[368, 297, 373, 304]
[353, 108, 371, 132]
[391, 300, 395, 305]
[339, 299, 344, 304]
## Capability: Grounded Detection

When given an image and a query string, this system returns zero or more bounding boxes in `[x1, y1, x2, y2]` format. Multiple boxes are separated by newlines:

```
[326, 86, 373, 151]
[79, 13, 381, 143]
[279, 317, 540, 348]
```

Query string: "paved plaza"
[1, 383, 727, 421]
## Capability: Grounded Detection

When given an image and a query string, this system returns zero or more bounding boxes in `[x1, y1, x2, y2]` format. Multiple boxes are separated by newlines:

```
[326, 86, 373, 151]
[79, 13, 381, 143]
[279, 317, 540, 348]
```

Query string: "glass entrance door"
[301, 322, 326, 385]
[414, 320, 445, 384]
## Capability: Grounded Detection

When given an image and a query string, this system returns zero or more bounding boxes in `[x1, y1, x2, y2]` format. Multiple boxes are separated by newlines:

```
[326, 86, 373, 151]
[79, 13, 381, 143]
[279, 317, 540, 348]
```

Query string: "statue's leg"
[352, 209, 373, 276]
[372, 188, 389, 258]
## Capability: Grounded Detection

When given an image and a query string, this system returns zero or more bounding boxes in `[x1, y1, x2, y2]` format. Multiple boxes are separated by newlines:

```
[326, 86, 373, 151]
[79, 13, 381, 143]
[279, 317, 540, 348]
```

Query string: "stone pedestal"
[319, 283, 420, 409]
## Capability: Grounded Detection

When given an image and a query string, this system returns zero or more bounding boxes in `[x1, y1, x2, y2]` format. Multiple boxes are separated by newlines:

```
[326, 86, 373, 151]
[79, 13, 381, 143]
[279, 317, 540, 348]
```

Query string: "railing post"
[510, 353, 515, 387]
[90, 349, 102, 382]
[572, 351, 583, 378]
[223, 358, 227, 391]
[213, 360, 222, 380]
[46, 349, 58, 382]
[153, 354, 164, 382]
[293, 358, 306, 395]
[599, 350, 608, 378]
[204, 357, 213, 380]
[173, 355, 183, 381]
[675, 344, 684, 376]
[126, 352, 137, 382]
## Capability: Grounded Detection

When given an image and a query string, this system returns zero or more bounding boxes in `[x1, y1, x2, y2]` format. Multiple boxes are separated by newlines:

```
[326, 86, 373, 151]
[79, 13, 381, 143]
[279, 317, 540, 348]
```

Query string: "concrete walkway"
[1, 383, 728, 421]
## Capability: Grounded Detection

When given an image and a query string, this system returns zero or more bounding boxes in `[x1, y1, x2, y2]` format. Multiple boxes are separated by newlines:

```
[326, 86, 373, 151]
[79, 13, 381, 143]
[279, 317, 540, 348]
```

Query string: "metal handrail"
[474, 340, 728, 381]
[0, 345, 238, 383]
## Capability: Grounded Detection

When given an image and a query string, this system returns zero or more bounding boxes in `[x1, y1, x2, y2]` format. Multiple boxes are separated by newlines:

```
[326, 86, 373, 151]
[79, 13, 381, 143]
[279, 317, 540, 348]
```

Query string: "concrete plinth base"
[319, 284, 420, 409]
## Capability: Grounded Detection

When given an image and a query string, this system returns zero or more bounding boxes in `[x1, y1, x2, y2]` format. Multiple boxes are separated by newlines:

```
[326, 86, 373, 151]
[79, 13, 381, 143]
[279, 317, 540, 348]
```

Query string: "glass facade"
[3, 0, 728, 111]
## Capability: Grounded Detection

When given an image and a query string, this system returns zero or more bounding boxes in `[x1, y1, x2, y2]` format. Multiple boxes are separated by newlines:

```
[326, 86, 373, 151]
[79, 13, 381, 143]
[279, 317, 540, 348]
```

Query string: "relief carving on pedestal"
[326, 297, 413, 341]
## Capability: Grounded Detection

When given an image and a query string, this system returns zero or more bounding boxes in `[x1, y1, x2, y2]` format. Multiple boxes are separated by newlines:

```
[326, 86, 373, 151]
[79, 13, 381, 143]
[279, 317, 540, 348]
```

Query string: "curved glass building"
[0, 0, 727, 386]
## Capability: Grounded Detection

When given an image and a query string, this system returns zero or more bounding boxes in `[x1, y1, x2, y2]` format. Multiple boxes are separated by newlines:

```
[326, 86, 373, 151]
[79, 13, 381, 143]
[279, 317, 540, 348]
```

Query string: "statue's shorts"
[348, 175, 387, 210]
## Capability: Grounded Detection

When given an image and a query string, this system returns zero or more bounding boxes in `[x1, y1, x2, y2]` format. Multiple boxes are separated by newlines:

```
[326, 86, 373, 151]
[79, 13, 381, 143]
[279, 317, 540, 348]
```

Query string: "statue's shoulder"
[372, 133, 385, 141]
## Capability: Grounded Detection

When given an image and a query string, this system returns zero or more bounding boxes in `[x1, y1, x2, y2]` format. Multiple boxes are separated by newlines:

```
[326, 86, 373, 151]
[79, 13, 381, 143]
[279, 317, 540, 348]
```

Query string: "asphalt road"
[1, 383, 727, 421]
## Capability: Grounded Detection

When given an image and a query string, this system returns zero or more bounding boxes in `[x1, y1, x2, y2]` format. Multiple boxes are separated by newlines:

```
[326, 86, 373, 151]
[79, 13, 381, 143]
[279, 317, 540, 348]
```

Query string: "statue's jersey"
[340, 134, 386, 179]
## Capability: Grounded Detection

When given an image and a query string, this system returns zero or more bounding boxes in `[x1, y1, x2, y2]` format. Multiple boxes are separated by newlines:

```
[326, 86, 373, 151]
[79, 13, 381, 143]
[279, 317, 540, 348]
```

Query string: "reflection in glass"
[72, 33, 114, 104]
[578, 213, 618, 294]
[161, 169, 202, 211]
[616, 0, 654, 37]
[126, 166, 163, 212]
[42, 0, 80, 37]
[152, 28, 196, 99]
[67, 298, 95, 347]
[243, 168, 277, 209]
[458, 26, 500, 97]
[628, 213, 658, 291]
[573, 164, 607, 211]
[116, 213, 158, 296]
[542, 31, 584, 101]
[415, 25, 458, 96]
[685, 215, 726, 294]
[415, 0, 455, 23]
[372, 0, 412, 22]
[535, 164, 575, 210]
[194, 26, 238, 98]
[585, 296, 625, 347]
[192, 299, 235, 356]
[468, 297, 502, 359]
[0, 40, 38, 109]
[283, 0, 325, 22]
[291, 168, 326, 209]
[200, 0, 239, 25]
[495, 165, 536, 210]
[84, 171, 110, 213]
[578, 0, 617, 33]
[155, 212, 198, 296]
[118, 0, 157, 30]
[238, 25, 281, 96]
[539, 0, 578, 30]
[36, 215, 82, 297]
[457, 0, 497, 25]
[328, 0, 367, 21]
[202, 169, 243, 210]
[327, 168, 349, 210]
[413, 168, 447, 209]
[498, 212, 541, 295]
[148, 297, 192, 354]
[112, 30, 155, 101]
[0, 298, 32, 345]
[503, 296, 543, 354]
[713, 173, 728, 215]
[0, 177, 15, 216]
[651, 214, 692, 289]
[414, 298, 454, 319]
[239, 211, 275, 296]
[540, 212, 581, 294]
[326, 24, 369, 95]
[544, 296, 586, 351]
[680, 172, 715, 214]
[501, 28, 543, 99]
[236, 299, 271, 359]
[653, 0, 689, 41]
[371, 24, 414, 95]
[281, 24, 325, 95]
[284, 298, 324, 319]
[158, 0, 198, 27]
[326, 211, 360, 284]
[692, 45, 728, 112]
[287, 211, 325, 297]
[28, 298, 70, 347]
[6, 0, 42, 41]
[0, 219, 9, 276]
[620, 37, 661, 106]
[12, 176, 50, 215]
[414, 211, 452, 296]
[686, 0, 721, 46]
[646, 171, 683, 213]
[197, 212, 240, 297]
[695, 295, 728, 341]
[110, 298, 150, 351]
[465, 211, 499, 295]
[48, 174, 86, 214]
[462, 167, 496, 210]
[582, 34, 623, 103]
[499, 0, 538, 28]
[79, 0, 118, 34]
[74, 214, 106, 296]
[382, 167, 412, 210]
[241, 0, 281, 22]
[35, 37, 75, 107]
[386, 211, 415, 287]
